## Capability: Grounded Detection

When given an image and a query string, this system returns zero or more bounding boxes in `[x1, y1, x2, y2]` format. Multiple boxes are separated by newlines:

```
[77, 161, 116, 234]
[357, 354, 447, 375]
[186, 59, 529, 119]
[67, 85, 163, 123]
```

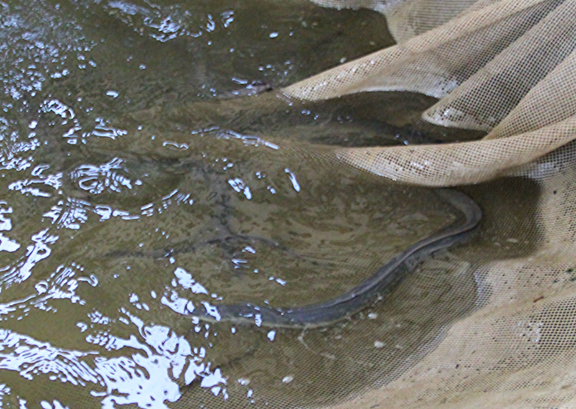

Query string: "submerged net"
[277, 0, 576, 407]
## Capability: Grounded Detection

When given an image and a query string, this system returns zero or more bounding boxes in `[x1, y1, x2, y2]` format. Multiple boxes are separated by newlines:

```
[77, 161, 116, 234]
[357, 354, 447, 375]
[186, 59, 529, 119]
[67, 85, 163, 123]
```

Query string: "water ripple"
[0, 229, 58, 288]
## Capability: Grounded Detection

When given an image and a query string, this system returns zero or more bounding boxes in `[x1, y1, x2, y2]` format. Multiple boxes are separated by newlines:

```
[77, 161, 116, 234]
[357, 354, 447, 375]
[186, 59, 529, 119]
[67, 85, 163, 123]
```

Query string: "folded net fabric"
[278, 0, 576, 407]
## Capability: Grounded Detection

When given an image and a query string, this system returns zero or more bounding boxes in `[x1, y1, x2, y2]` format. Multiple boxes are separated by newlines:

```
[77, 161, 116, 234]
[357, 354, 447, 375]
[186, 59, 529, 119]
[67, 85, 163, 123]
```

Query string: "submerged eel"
[190, 189, 482, 329]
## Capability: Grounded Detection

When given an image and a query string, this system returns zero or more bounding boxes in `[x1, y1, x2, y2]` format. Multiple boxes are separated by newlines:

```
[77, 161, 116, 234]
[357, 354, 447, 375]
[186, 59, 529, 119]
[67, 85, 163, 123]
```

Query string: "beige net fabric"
[286, 0, 576, 186]
[277, 0, 576, 407]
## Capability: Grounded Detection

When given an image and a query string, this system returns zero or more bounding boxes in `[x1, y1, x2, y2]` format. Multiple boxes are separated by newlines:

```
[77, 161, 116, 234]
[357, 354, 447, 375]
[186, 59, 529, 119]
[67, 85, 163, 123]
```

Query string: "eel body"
[190, 189, 482, 329]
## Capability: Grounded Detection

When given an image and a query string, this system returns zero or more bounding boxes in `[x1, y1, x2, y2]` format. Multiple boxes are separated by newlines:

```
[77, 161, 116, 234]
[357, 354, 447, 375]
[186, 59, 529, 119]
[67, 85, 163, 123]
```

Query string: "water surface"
[0, 1, 478, 407]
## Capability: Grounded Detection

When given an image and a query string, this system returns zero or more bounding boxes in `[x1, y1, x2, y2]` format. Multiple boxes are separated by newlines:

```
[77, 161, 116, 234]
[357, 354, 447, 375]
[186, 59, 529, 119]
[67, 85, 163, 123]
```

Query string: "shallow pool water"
[0, 1, 480, 408]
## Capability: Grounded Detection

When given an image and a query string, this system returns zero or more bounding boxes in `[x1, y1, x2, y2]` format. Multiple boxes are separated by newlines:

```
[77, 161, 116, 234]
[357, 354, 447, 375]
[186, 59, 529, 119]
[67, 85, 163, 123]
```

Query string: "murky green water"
[0, 1, 482, 408]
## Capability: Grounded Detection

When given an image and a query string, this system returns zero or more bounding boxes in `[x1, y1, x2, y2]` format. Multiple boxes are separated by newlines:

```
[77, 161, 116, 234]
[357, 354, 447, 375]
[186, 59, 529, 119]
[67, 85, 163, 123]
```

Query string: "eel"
[189, 188, 482, 329]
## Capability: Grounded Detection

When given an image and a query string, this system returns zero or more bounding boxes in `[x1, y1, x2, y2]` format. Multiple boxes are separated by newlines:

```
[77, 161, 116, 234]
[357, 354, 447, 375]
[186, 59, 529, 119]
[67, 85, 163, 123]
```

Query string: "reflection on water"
[0, 1, 477, 408]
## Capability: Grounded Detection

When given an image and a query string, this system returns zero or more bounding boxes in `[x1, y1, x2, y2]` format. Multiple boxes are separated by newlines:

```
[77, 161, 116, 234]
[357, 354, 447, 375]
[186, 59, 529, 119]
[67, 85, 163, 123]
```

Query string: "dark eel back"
[190, 189, 482, 328]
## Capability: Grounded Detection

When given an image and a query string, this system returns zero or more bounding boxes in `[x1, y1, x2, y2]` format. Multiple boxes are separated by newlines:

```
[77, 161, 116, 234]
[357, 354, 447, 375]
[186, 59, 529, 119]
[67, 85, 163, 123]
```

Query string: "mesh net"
[275, 0, 576, 407]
